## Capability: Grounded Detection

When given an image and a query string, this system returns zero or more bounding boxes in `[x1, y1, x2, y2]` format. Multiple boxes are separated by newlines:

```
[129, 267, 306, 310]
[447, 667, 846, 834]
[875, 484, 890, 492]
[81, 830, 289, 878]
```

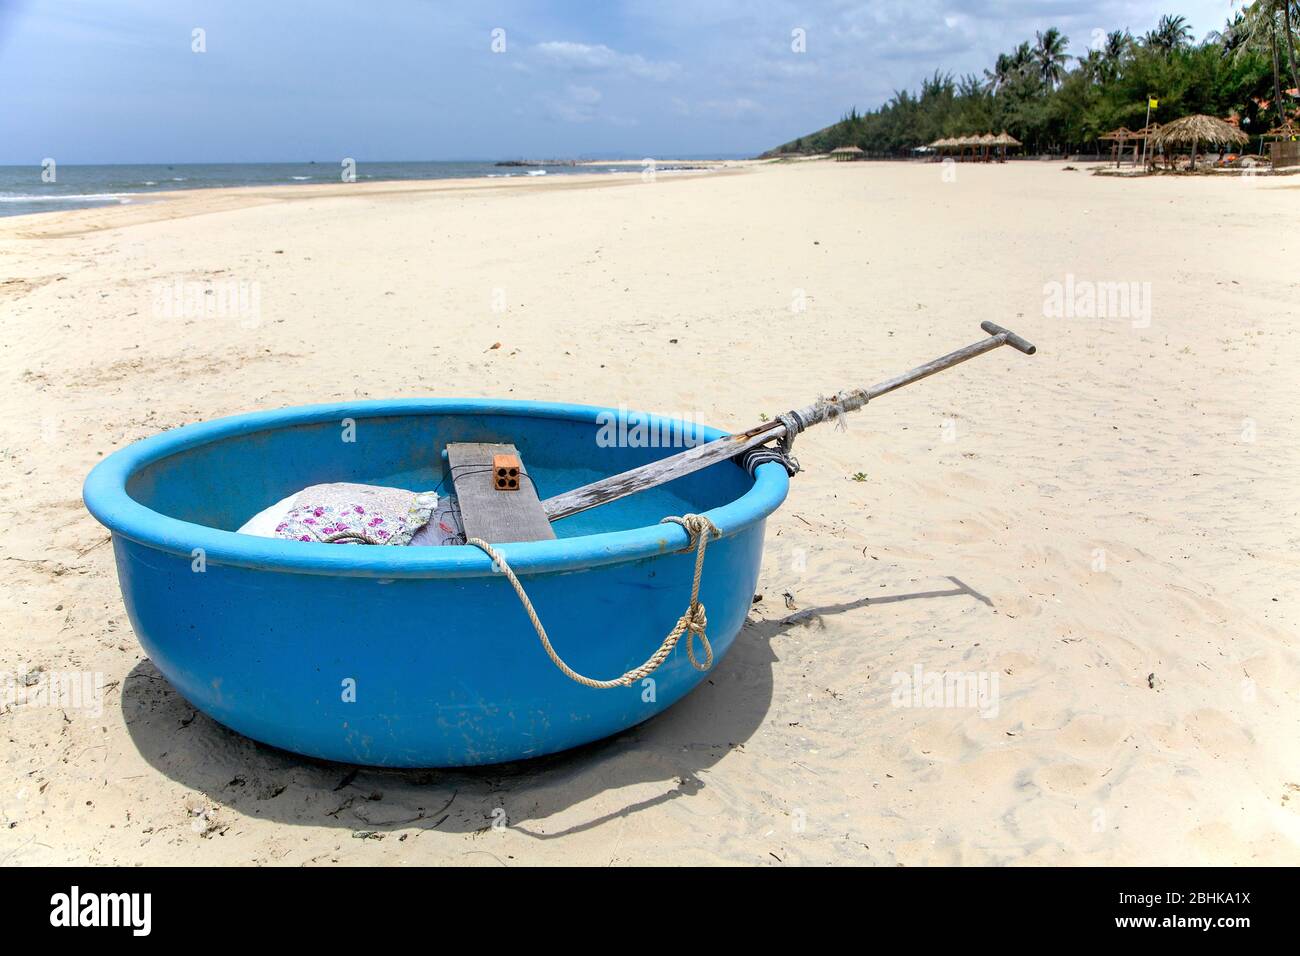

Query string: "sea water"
[0, 160, 638, 217]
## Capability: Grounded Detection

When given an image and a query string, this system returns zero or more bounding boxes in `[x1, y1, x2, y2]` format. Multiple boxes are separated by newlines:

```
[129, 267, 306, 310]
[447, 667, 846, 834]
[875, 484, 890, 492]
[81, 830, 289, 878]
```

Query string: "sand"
[1, 160, 1297, 866]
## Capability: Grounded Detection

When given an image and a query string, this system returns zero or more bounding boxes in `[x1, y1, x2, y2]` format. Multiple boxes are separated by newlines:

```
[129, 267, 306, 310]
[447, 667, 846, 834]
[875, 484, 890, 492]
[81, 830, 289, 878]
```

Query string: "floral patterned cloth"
[273, 483, 437, 546]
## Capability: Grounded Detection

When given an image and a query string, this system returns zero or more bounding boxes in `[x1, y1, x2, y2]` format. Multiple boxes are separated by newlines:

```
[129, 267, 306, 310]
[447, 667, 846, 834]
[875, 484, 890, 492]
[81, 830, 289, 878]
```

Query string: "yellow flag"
[1148, 97, 1159, 108]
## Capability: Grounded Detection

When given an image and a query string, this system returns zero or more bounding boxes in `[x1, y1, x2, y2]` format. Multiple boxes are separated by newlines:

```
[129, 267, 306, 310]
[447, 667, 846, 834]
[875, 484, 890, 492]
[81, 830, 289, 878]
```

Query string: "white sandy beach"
[1, 159, 1297, 865]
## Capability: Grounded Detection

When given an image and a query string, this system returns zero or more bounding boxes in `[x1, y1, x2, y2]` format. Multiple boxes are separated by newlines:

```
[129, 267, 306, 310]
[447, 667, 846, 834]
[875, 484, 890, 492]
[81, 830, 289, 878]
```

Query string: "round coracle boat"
[82, 399, 788, 767]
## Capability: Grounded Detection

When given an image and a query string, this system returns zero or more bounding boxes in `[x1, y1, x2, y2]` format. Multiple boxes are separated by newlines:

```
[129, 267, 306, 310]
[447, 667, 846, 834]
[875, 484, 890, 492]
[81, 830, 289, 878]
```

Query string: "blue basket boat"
[82, 399, 789, 768]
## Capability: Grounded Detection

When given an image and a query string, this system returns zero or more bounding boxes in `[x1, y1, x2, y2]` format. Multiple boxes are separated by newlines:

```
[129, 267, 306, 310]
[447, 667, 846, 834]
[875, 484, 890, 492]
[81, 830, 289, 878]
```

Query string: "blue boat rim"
[82, 397, 790, 579]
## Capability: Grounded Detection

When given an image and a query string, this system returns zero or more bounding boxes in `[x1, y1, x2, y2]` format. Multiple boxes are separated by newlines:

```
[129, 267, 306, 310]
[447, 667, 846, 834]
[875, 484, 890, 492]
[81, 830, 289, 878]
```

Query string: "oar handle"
[541, 320, 1038, 521]
[981, 321, 1036, 355]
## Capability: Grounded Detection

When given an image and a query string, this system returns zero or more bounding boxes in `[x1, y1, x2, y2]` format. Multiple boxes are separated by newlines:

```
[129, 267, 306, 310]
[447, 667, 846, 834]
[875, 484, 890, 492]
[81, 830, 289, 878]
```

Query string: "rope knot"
[678, 602, 712, 671]
[659, 514, 718, 672]
[681, 603, 708, 631]
[661, 512, 720, 547]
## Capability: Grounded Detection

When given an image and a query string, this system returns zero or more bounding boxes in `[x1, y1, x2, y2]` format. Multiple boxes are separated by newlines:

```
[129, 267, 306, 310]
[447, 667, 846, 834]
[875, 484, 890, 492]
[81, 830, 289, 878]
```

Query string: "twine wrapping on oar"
[796, 387, 871, 431]
[464, 513, 720, 689]
[737, 390, 869, 477]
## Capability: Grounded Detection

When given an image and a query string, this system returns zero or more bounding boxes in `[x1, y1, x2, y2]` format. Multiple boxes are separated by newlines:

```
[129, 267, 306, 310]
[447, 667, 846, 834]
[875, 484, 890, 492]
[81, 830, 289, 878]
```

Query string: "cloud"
[533, 41, 680, 82]
[542, 83, 603, 123]
[672, 97, 762, 120]
[0, 0, 1240, 162]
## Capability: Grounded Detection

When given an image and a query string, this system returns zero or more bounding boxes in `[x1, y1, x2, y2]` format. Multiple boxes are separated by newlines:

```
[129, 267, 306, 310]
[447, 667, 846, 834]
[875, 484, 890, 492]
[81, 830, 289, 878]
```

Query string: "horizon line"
[0, 154, 758, 167]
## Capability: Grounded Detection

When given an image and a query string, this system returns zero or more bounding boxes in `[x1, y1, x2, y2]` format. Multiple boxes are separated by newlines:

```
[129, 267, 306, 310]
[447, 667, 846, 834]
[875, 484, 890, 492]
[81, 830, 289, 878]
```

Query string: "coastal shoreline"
[0, 161, 754, 236]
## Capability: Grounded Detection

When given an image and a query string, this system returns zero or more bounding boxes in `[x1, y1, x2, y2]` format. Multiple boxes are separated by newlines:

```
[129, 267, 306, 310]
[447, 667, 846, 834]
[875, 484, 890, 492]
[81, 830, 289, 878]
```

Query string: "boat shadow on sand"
[120, 577, 989, 843]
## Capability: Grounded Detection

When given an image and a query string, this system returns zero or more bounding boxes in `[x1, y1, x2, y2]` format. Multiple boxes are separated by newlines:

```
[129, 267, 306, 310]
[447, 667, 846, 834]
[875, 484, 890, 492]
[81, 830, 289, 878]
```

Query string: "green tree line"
[767, 7, 1300, 156]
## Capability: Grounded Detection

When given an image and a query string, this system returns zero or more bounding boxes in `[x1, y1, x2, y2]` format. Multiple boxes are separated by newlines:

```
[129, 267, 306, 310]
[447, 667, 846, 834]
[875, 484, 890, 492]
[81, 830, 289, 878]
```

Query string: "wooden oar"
[541, 322, 1035, 523]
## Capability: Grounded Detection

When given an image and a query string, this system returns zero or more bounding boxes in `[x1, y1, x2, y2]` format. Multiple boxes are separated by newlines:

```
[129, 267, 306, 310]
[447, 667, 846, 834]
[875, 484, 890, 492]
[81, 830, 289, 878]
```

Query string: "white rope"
[464, 514, 721, 689]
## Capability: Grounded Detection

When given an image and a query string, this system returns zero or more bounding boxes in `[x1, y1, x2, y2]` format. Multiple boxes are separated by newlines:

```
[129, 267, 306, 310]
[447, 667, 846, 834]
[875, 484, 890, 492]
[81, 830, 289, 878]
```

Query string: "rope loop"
[659, 513, 720, 671]
[738, 410, 805, 477]
[465, 513, 720, 689]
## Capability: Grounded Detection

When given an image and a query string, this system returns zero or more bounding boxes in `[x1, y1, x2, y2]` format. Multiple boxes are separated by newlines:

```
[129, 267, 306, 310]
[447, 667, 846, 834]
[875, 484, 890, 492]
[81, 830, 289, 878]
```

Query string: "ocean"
[0, 160, 678, 218]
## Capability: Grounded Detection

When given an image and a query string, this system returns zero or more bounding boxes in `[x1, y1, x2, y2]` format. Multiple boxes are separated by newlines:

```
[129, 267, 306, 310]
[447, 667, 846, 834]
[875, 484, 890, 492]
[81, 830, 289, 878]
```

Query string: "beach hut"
[1262, 118, 1299, 140]
[1100, 126, 1136, 168]
[1151, 114, 1248, 171]
[831, 145, 864, 162]
[1263, 119, 1300, 169]
[991, 130, 1021, 163]
[1258, 119, 1300, 141]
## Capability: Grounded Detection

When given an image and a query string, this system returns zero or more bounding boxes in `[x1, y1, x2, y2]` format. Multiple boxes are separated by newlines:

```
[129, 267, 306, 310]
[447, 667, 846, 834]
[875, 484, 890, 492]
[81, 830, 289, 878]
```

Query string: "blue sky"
[0, 0, 1236, 163]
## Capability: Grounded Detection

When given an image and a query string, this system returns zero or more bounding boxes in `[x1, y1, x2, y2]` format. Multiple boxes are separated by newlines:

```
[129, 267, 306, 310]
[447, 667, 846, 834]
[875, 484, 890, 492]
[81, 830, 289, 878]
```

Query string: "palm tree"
[1206, 12, 1249, 57]
[1282, 1, 1300, 93]
[766, 7, 1296, 158]
[1104, 30, 1131, 68]
[1009, 41, 1035, 77]
[1076, 49, 1104, 83]
[1236, 1, 1298, 125]
[1034, 28, 1070, 87]
[984, 52, 1013, 92]
[1091, 30, 1132, 81]
[1145, 14, 1194, 51]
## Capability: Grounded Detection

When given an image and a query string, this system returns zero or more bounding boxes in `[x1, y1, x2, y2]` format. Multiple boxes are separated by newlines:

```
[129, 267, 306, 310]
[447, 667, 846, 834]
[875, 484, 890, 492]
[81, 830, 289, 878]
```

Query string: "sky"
[0, 0, 1241, 164]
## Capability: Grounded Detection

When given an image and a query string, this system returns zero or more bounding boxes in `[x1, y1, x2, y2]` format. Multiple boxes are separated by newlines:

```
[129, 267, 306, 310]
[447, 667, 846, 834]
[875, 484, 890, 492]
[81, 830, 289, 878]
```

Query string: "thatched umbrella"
[991, 130, 1021, 163]
[978, 132, 997, 162]
[830, 145, 864, 162]
[1151, 114, 1248, 170]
